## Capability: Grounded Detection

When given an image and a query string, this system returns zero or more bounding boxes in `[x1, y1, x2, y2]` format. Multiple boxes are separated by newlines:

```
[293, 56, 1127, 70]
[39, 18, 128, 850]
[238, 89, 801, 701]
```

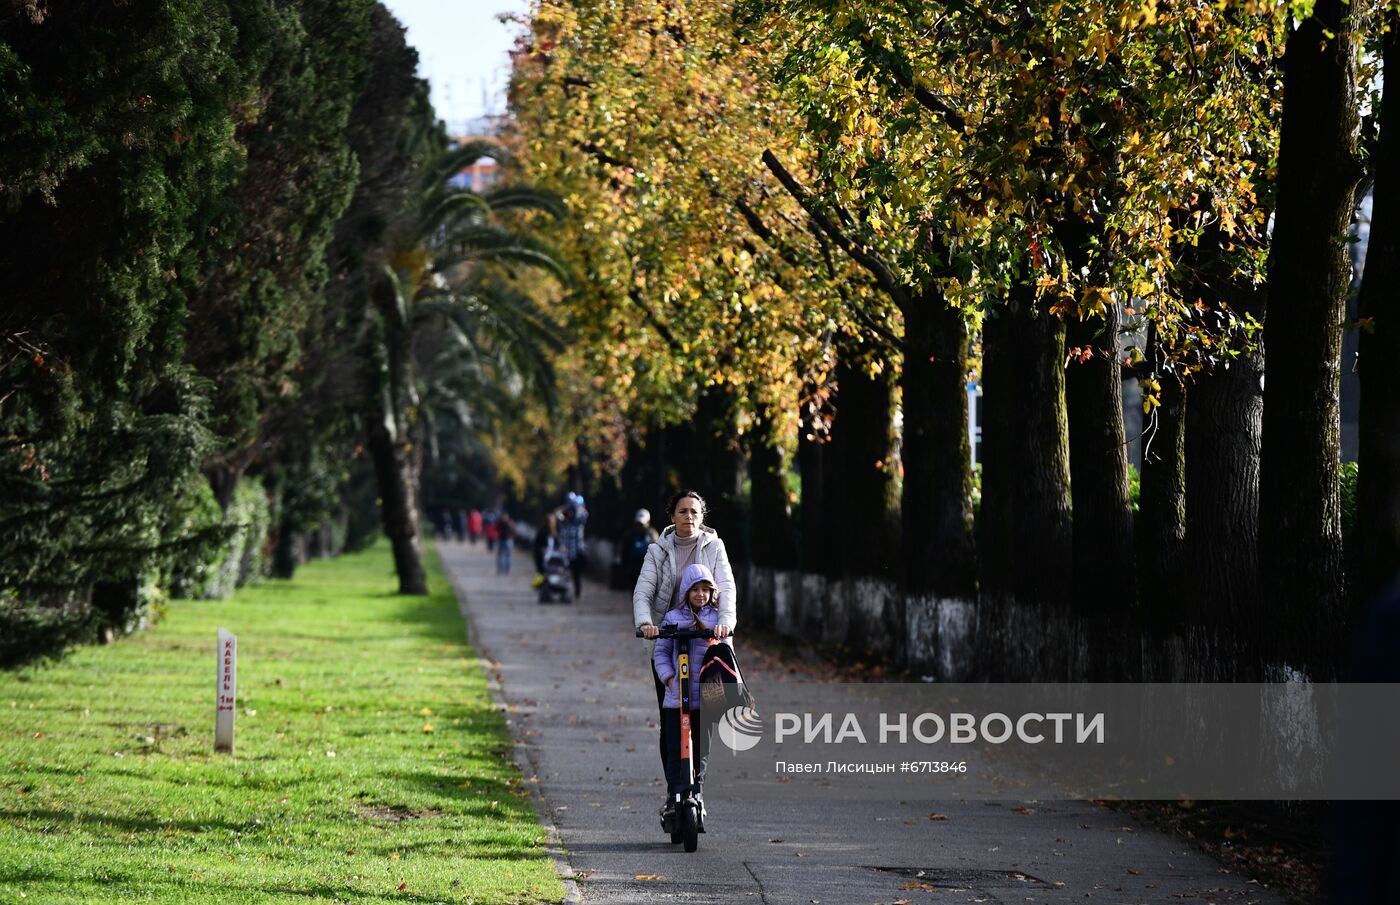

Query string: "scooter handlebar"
[635, 623, 729, 640]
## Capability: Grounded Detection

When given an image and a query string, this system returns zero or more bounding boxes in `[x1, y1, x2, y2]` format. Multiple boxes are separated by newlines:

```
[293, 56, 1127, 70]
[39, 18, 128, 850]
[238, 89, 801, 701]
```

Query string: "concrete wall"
[587, 537, 1269, 681]
[736, 564, 1272, 682]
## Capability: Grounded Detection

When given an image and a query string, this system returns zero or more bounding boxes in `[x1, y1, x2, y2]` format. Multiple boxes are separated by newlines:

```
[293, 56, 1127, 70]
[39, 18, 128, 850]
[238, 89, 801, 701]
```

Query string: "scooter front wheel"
[679, 805, 698, 852]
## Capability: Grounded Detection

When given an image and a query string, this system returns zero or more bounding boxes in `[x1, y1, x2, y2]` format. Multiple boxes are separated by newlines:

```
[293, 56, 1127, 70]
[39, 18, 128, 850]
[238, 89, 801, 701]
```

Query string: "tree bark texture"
[1064, 304, 1136, 610]
[368, 278, 428, 596]
[205, 465, 243, 515]
[619, 425, 669, 525]
[1185, 347, 1265, 626]
[978, 286, 1072, 604]
[641, 422, 683, 513]
[367, 410, 427, 596]
[1357, 10, 1400, 605]
[1259, 0, 1361, 673]
[1175, 210, 1268, 635]
[1136, 329, 1186, 624]
[797, 425, 829, 577]
[830, 353, 899, 579]
[900, 281, 977, 599]
[651, 390, 747, 560]
[1052, 107, 1134, 613]
[748, 414, 798, 569]
[692, 388, 746, 561]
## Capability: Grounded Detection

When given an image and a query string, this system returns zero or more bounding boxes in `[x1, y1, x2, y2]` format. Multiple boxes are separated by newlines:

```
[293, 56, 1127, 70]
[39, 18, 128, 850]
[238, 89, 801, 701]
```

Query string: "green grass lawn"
[0, 541, 564, 905]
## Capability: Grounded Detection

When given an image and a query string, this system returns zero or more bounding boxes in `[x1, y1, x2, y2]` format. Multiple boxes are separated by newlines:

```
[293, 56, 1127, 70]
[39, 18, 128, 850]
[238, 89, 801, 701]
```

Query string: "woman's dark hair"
[665, 489, 707, 517]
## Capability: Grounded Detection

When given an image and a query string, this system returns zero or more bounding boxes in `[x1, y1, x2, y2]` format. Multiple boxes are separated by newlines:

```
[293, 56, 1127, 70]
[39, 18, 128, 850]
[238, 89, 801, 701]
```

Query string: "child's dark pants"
[661, 708, 711, 796]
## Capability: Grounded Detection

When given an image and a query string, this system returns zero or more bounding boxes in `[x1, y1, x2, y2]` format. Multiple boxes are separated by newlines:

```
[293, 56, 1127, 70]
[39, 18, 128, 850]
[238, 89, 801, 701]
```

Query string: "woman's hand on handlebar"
[638, 623, 659, 639]
[712, 623, 731, 640]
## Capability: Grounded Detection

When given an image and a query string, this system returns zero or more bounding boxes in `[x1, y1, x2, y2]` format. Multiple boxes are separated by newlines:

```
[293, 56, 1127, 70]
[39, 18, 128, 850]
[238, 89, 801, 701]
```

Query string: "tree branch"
[761, 149, 910, 312]
[573, 139, 629, 171]
[627, 287, 683, 354]
[854, 33, 966, 132]
[807, 219, 902, 350]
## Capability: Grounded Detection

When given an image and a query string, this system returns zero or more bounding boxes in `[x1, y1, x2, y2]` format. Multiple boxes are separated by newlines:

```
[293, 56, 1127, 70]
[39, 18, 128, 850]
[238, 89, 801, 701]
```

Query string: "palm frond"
[482, 185, 568, 219]
[420, 191, 492, 235]
[427, 140, 507, 189]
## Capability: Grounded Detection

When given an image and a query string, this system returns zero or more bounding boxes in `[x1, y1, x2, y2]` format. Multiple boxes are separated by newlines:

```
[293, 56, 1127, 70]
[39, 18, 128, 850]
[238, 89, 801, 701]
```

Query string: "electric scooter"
[638, 622, 713, 853]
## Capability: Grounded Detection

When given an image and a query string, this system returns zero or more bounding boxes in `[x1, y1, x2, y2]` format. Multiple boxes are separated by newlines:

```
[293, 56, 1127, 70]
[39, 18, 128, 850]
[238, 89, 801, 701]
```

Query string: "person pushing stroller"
[652, 563, 731, 828]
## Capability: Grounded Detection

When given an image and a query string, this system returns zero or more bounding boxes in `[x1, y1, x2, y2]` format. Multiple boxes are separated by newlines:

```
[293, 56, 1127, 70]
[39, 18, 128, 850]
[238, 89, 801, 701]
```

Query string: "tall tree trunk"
[1179, 211, 1268, 636]
[797, 420, 829, 577]
[1064, 303, 1136, 609]
[1052, 108, 1133, 612]
[748, 413, 798, 569]
[1358, 10, 1400, 605]
[1259, 0, 1362, 673]
[900, 278, 977, 599]
[693, 388, 746, 560]
[1136, 353, 1186, 623]
[205, 464, 243, 514]
[1185, 346, 1264, 623]
[367, 407, 427, 596]
[978, 285, 1072, 603]
[657, 422, 694, 493]
[621, 425, 665, 525]
[368, 280, 428, 596]
[830, 352, 898, 579]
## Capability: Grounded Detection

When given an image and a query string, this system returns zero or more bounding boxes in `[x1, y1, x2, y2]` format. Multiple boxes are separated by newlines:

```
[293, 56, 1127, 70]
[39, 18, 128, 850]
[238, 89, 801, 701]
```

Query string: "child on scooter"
[652, 563, 730, 823]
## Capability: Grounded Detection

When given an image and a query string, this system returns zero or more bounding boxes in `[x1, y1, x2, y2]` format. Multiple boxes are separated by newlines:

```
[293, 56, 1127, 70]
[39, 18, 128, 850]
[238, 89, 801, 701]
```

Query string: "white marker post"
[215, 628, 237, 754]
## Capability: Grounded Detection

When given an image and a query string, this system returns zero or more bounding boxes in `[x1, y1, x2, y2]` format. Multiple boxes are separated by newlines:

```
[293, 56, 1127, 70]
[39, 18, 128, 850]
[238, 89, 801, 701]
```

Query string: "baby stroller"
[538, 550, 573, 604]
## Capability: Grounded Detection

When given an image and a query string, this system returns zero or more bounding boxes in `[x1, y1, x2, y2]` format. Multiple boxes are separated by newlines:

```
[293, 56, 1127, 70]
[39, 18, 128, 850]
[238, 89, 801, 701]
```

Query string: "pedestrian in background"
[533, 510, 557, 574]
[557, 500, 588, 599]
[484, 509, 498, 552]
[495, 513, 515, 575]
[613, 508, 658, 589]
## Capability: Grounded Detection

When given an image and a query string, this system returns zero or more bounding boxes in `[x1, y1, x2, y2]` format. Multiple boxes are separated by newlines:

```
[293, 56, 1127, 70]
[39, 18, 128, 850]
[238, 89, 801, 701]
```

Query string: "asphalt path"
[440, 542, 1284, 905]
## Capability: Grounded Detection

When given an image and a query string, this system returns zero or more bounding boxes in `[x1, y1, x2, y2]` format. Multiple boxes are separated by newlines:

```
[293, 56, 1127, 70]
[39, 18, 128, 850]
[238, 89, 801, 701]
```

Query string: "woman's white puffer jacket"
[631, 525, 737, 631]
